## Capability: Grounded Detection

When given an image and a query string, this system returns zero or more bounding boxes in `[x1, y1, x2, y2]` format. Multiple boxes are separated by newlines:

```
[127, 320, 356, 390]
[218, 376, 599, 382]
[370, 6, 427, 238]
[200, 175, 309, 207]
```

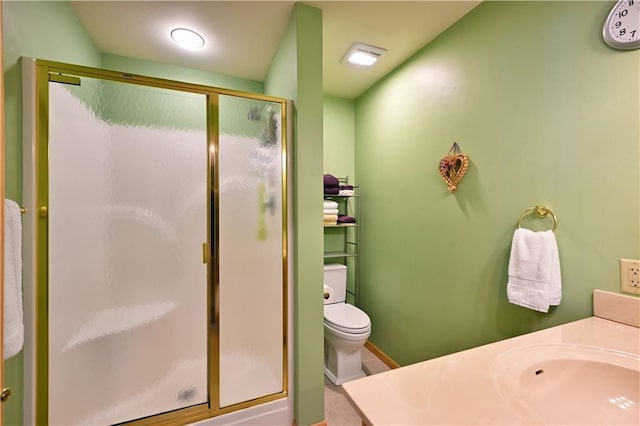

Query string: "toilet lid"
[324, 303, 371, 332]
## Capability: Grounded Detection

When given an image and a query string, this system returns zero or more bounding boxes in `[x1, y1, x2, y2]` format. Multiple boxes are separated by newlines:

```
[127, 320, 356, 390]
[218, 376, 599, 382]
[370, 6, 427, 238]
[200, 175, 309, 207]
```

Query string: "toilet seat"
[324, 303, 371, 334]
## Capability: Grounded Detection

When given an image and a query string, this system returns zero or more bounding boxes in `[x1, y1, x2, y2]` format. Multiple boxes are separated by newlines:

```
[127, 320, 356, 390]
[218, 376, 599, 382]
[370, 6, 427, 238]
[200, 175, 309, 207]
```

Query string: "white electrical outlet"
[620, 258, 640, 295]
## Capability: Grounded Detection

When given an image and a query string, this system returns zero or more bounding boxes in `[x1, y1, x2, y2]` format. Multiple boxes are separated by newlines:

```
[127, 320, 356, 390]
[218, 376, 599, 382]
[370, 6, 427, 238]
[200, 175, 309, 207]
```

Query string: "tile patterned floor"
[324, 347, 391, 425]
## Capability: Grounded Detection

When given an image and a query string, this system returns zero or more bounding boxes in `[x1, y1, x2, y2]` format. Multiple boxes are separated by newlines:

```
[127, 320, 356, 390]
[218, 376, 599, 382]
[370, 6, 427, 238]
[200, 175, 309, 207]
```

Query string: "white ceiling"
[70, 1, 481, 99]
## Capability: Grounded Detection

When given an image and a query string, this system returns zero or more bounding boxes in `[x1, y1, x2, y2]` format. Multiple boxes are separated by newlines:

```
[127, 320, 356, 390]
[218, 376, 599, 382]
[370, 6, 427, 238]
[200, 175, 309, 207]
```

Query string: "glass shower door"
[217, 95, 286, 407]
[46, 77, 209, 425]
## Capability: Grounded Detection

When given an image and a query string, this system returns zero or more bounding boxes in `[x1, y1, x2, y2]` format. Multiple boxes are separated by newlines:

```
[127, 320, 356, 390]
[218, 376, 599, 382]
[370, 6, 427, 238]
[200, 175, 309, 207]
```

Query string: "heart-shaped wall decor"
[438, 143, 469, 193]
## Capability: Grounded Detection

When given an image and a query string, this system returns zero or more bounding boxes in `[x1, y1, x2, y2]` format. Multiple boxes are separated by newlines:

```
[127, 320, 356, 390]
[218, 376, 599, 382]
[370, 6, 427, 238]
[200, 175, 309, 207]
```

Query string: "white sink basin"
[491, 344, 640, 425]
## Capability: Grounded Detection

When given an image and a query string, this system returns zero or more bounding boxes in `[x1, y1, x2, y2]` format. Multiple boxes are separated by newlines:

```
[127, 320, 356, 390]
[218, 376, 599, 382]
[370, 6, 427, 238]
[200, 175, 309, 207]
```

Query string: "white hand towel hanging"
[507, 228, 562, 313]
[4, 199, 24, 359]
[547, 234, 562, 306]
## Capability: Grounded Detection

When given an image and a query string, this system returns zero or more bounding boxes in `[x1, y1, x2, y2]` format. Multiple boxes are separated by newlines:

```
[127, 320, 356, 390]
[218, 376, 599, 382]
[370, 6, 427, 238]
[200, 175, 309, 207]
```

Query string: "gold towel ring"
[517, 205, 557, 231]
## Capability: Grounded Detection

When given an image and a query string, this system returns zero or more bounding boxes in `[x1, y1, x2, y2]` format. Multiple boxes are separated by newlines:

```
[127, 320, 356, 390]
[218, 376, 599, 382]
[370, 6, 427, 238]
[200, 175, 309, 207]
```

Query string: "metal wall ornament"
[438, 142, 469, 193]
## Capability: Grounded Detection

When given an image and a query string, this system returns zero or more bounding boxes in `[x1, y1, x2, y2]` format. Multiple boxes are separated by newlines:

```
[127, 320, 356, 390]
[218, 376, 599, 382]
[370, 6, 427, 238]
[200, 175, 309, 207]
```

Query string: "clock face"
[603, 0, 640, 50]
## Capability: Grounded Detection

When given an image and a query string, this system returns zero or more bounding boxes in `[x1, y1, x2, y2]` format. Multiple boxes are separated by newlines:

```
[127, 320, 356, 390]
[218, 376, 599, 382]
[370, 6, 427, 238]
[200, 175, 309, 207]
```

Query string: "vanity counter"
[343, 309, 640, 425]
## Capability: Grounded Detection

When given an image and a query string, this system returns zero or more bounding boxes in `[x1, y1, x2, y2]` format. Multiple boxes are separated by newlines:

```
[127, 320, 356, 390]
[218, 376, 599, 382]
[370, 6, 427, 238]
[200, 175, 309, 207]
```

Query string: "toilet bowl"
[323, 264, 371, 386]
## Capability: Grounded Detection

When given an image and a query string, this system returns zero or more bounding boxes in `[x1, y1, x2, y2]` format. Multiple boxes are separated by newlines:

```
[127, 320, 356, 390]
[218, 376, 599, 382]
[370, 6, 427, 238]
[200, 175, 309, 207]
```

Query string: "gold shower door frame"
[33, 60, 288, 426]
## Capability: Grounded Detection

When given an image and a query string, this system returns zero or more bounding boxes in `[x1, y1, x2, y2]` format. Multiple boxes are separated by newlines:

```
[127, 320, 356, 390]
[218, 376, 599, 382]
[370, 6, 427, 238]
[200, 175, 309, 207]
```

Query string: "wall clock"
[603, 0, 640, 50]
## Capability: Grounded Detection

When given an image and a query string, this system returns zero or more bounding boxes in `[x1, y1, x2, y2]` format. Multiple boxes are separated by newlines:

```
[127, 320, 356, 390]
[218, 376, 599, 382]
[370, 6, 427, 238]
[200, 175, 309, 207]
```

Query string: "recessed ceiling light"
[341, 42, 386, 67]
[170, 28, 205, 50]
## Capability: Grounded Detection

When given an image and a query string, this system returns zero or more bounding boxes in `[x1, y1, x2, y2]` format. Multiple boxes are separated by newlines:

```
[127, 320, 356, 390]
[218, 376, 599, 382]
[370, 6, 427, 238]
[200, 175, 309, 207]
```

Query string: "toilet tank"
[323, 264, 347, 304]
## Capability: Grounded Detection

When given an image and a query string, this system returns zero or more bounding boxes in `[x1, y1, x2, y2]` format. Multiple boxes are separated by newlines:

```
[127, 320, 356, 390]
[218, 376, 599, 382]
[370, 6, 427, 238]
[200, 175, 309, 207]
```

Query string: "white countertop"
[342, 316, 640, 425]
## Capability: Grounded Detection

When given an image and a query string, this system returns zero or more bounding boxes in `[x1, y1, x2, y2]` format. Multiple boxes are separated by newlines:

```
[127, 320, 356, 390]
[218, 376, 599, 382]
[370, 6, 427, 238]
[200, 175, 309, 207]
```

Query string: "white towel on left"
[507, 228, 562, 313]
[4, 199, 24, 359]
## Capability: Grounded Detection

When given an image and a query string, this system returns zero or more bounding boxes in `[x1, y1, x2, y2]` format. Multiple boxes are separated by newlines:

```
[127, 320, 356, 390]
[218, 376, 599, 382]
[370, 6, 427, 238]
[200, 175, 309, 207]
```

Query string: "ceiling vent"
[341, 42, 386, 67]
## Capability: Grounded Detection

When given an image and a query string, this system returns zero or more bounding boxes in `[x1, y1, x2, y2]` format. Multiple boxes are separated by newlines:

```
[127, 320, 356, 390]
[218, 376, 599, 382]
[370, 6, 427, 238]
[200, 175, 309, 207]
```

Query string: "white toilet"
[323, 264, 371, 385]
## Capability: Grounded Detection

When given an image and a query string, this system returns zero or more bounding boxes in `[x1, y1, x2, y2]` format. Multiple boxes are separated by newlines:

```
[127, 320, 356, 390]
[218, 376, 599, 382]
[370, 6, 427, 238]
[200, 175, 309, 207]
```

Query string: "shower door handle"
[1, 387, 11, 402]
[202, 243, 210, 264]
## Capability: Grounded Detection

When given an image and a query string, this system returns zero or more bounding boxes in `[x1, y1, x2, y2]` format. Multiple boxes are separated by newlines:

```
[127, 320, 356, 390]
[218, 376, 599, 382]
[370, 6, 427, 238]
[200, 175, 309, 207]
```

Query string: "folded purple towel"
[337, 215, 356, 224]
[324, 174, 339, 188]
[324, 187, 340, 195]
[339, 185, 354, 190]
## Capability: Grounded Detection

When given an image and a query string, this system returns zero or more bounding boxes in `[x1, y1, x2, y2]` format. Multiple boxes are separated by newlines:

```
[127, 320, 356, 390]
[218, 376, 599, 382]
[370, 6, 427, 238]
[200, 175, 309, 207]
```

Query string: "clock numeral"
[620, 28, 627, 36]
[615, 21, 622, 28]
[618, 9, 629, 18]
[629, 0, 635, 6]
[632, 30, 637, 37]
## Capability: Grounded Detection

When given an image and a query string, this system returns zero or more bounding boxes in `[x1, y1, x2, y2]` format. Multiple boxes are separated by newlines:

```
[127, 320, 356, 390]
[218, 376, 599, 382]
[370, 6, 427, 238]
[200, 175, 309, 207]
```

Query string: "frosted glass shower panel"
[47, 79, 208, 425]
[218, 95, 285, 407]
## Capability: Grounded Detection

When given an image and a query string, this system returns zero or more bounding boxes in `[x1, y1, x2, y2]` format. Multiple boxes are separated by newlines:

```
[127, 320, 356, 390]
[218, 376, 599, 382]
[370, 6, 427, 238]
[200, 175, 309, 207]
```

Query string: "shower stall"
[21, 59, 290, 425]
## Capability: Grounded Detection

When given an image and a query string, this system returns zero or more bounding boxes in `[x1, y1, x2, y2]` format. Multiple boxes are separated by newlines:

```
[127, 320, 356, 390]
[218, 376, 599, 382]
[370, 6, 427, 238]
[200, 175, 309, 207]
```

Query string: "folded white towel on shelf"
[323, 208, 339, 215]
[338, 189, 354, 196]
[323, 214, 338, 222]
[507, 228, 562, 313]
[323, 200, 338, 209]
[4, 199, 24, 360]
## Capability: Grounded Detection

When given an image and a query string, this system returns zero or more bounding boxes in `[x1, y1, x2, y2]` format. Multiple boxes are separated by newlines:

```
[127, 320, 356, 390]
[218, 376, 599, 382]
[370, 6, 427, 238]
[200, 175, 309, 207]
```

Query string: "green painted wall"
[323, 96, 355, 182]
[354, 0, 640, 367]
[265, 4, 325, 426]
[102, 53, 264, 94]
